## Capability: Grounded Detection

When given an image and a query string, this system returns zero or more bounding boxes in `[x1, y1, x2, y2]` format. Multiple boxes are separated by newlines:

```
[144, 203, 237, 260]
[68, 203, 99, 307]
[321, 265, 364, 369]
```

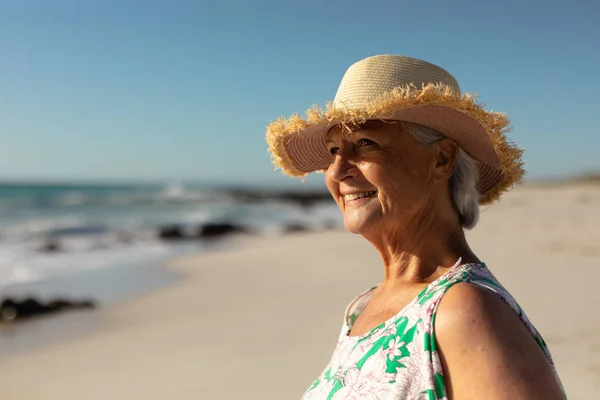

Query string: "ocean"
[0, 182, 340, 296]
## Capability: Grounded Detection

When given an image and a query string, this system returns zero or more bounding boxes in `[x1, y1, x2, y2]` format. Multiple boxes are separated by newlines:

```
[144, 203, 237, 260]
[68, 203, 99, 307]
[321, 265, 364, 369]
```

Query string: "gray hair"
[402, 122, 480, 229]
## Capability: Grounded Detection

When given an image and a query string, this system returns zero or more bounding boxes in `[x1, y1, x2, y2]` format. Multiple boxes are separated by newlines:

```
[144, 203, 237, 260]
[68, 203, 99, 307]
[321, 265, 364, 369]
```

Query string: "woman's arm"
[435, 283, 564, 400]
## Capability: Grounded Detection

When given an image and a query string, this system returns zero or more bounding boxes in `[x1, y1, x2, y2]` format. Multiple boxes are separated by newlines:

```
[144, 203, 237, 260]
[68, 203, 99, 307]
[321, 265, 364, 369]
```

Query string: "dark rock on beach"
[158, 222, 248, 241]
[197, 222, 247, 239]
[0, 297, 97, 323]
[158, 225, 187, 241]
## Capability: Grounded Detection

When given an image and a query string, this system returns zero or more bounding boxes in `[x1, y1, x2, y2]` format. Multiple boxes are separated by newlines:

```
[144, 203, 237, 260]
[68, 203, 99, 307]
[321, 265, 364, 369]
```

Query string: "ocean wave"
[0, 241, 177, 288]
[0, 183, 341, 288]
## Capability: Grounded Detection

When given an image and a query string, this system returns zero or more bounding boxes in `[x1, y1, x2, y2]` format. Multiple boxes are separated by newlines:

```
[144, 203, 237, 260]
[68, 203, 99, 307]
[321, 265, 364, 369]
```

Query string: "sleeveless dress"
[302, 261, 565, 399]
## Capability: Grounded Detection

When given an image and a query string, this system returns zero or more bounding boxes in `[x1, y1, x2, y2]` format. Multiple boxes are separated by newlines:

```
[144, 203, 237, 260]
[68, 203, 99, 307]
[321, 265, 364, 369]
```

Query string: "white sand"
[0, 184, 599, 399]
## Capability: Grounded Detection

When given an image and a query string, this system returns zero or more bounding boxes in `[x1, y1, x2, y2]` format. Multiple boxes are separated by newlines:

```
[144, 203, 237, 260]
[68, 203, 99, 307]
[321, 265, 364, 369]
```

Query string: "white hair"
[401, 122, 480, 229]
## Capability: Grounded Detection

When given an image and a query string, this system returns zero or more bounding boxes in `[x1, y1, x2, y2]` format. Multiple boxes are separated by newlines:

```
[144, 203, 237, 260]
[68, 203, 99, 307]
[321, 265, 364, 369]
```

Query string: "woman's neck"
[364, 216, 479, 284]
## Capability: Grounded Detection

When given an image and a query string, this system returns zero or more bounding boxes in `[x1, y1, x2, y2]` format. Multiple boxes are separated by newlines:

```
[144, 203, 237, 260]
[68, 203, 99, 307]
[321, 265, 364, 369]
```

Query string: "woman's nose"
[329, 150, 358, 182]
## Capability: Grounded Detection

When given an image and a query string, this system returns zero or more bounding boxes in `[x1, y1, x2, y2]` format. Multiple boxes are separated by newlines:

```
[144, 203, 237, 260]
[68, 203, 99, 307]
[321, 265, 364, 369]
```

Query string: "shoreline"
[0, 231, 339, 359]
[0, 233, 276, 358]
[0, 257, 182, 357]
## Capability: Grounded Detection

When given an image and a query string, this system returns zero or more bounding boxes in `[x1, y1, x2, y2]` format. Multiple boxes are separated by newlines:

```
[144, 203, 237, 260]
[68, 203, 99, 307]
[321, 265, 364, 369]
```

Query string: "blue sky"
[0, 0, 598, 187]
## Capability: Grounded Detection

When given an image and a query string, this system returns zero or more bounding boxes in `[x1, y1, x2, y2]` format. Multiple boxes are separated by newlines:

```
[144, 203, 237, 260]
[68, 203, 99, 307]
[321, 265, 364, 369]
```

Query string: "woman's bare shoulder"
[434, 282, 564, 400]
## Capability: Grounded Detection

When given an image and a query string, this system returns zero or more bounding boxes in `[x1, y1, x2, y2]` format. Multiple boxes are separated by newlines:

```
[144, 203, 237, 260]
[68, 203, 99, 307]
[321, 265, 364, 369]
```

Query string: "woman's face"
[325, 121, 438, 235]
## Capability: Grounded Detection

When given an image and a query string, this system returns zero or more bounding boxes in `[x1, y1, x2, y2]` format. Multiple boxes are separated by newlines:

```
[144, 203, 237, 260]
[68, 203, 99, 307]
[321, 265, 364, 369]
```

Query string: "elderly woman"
[266, 55, 565, 399]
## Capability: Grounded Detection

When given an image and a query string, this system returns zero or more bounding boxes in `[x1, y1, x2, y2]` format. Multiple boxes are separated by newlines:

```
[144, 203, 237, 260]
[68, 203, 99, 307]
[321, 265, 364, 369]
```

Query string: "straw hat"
[265, 54, 525, 205]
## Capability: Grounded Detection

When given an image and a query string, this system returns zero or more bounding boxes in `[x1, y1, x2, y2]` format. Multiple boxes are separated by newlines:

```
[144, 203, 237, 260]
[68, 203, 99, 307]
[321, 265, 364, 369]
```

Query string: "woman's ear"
[432, 139, 459, 183]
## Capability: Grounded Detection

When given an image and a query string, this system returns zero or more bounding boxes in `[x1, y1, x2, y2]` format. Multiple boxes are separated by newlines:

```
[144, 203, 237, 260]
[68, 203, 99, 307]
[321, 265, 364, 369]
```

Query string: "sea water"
[0, 182, 340, 291]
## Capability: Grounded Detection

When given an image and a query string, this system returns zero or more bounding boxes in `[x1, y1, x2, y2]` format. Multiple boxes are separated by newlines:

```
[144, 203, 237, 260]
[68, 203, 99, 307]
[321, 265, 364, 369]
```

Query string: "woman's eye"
[358, 139, 375, 147]
[329, 147, 339, 155]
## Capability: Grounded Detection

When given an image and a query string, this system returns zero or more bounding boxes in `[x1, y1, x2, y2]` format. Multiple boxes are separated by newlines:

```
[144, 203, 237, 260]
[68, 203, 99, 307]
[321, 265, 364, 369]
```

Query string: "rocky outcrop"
[158, 222, 248, 241]
[157, 225, 187, 241]
[0, 297, 96, 323]
[197, 223, 247, 239]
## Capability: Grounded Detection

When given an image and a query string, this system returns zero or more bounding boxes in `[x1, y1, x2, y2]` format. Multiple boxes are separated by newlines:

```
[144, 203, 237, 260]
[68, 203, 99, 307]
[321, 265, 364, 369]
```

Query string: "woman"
[266, 55, 565, 399]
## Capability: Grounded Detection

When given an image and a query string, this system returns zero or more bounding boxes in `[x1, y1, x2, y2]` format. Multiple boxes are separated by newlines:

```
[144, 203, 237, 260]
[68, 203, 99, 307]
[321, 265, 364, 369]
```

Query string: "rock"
[197, 222, 246, 239]
[158, 222, 248, 241]
[0, 297, 96, 322]
[0, 300, 17, 321]
[158, 225, 187, 241]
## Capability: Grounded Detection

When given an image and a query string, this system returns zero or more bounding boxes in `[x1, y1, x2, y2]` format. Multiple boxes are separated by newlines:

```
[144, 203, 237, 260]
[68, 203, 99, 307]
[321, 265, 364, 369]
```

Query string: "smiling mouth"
[343, 191, 377, 203]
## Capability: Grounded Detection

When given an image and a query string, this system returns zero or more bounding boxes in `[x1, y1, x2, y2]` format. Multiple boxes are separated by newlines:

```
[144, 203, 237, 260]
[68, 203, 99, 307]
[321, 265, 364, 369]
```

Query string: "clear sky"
[0, 0, 598, 188]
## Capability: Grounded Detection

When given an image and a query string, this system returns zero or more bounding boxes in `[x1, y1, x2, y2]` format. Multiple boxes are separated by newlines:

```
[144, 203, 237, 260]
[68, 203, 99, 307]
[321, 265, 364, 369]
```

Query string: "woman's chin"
[343, 223, 362, 234]
[343, 216, 377, 235]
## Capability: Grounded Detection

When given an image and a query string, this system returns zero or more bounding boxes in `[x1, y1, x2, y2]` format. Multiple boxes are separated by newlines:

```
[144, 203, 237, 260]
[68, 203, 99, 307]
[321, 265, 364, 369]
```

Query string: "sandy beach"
[0, 183, 599, 399]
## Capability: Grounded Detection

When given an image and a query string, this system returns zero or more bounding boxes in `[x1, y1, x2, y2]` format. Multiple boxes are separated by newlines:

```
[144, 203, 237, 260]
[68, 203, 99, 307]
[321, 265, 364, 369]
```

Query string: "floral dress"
[302, 261, 564, 399]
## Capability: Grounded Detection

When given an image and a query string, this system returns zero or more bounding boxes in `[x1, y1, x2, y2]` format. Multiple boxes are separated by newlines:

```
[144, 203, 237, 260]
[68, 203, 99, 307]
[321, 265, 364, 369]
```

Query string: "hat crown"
[333, 55, 461, 108]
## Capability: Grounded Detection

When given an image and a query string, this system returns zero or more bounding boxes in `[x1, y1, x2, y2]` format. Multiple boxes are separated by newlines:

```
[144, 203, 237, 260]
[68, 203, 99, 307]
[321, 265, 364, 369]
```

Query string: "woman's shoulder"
[431, 263, 553, 358]
[434, 281, 526, 356]
[435, 280, 518, 330]
[434, 281, 565, 398]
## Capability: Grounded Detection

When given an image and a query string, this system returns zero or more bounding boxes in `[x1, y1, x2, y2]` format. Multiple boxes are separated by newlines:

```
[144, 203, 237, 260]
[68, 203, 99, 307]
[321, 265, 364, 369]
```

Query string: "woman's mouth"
[343, 191, 377, 205]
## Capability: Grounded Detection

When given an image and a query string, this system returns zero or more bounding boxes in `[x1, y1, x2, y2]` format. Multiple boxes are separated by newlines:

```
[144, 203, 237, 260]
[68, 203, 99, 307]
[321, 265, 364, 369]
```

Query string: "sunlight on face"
[325, 121, 435, 235]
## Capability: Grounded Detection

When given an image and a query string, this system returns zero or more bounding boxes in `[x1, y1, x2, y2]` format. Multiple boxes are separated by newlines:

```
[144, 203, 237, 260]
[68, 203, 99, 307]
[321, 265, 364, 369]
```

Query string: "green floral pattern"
[302, 262, 564, 399]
